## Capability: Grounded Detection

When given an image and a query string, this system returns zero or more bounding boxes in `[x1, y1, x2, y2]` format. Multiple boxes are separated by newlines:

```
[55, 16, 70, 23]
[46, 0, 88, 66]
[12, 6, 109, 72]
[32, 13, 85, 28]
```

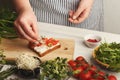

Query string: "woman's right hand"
[14, 9, 39, 42]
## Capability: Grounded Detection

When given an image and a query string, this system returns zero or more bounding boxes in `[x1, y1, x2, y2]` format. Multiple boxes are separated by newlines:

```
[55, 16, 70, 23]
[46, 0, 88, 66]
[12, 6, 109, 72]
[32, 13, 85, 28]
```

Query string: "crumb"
[64, 47, 68, 50]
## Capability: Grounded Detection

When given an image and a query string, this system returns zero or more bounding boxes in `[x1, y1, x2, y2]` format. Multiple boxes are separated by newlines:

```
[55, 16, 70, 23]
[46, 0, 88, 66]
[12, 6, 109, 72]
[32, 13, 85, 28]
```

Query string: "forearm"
[13, 0, 33, 13]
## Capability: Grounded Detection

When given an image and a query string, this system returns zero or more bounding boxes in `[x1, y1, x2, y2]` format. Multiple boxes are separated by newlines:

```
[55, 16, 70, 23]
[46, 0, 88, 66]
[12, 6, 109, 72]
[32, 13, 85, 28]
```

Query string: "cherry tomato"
[76, 56, 84, 61]
[73, 66, 84, 78]
[93, 71, 105, 80]
[68, 60, 77, 68]
[108, 75, 117, 80]
[98, 71, 105, 76]
[88, 78, 97, 80]
[82, 63, 90, 70]
[96, 76, 104, 80]
[79, 70, 92, 80]
[90, 65, 97, 71]
[89, 65, 97, 74]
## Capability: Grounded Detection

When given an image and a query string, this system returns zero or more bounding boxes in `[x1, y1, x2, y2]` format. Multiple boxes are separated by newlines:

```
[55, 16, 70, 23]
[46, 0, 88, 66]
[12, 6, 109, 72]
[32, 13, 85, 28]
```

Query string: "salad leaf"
[39, 57, 72, 80]
[95, 42, 120, 72]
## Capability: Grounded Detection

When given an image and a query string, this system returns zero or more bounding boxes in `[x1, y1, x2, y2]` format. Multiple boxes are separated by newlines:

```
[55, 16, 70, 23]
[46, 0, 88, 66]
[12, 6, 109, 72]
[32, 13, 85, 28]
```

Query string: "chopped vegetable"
[39, 57, 72, 80]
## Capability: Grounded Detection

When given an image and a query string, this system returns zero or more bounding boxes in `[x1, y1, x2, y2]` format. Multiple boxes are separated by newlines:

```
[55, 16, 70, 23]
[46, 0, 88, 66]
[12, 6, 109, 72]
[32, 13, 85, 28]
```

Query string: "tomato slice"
[45, 38, 59, 46]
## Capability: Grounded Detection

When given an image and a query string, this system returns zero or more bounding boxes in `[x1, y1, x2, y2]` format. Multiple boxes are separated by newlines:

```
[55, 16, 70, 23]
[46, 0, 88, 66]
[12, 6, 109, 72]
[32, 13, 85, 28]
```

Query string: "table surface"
[37, 22, 120, 79]
[2, 22, 120, 80]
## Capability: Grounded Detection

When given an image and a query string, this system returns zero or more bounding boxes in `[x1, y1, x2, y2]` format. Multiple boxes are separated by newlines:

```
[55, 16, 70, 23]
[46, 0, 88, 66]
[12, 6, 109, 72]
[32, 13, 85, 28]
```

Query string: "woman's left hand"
[68, 0, 94, 24]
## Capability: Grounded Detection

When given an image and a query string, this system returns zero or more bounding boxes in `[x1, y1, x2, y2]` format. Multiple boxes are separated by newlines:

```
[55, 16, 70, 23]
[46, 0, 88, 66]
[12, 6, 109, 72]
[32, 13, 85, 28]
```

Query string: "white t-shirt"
[29, 0, 103, 31]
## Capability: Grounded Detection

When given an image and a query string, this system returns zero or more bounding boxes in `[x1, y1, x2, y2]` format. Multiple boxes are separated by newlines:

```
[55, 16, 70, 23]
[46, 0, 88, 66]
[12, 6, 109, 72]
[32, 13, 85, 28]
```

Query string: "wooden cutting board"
[0, 38, 74, 61]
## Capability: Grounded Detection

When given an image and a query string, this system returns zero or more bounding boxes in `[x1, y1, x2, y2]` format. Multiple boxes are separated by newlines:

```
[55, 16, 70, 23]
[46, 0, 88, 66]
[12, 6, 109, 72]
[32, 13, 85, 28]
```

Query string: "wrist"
[13, 0, 33, 14]
[17, 7, 33, 14]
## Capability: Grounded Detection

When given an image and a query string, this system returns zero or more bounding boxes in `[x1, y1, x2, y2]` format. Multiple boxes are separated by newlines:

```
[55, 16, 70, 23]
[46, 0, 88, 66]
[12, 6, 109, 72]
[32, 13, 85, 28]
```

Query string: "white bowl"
[84, 34, 101, 48]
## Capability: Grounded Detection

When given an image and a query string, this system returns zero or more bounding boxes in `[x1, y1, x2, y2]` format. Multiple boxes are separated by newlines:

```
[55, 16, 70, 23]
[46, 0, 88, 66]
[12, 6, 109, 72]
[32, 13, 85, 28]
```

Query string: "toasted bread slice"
[28, 37, 61, 57]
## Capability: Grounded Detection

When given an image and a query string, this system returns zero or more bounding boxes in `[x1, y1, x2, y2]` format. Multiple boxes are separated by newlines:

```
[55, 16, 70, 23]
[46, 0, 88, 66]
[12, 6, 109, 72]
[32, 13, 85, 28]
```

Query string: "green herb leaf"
[95, 42, 120, 72]
[39, 57, 71, 80]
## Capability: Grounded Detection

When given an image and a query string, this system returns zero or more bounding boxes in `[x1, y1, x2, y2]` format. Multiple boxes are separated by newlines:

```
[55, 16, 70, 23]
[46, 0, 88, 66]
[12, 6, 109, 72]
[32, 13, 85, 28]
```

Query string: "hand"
[14, 9, 39, 42]
[68, 0, 94, 24]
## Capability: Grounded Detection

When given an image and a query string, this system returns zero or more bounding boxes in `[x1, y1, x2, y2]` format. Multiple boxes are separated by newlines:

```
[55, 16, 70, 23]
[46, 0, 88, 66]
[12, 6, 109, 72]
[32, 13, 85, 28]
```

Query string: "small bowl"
[84, 34, 101, 48]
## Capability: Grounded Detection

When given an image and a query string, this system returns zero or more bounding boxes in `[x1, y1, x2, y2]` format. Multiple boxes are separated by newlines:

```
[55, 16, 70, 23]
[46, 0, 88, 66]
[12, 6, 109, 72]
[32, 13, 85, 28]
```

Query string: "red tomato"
[76, 56, 84, 61]
[96, 76, 104, 80]
[94, 71, 105, 80]
[90, 65, 97, 71]
[52, 40, 58, 45]
[87, 39, 98, 42]
[98, 71, 105, 76]
[68, 60, 77, 68]
[45, 38, 59, 46]
[73, 66, 84, 78]
[88, 78, 97, 80]
[79, 71, 92, 80]
[82, 63, 90, 70]
[29, 42, 42, 48]
[89, 65, 97, 74]
[108, 75, 117, 80]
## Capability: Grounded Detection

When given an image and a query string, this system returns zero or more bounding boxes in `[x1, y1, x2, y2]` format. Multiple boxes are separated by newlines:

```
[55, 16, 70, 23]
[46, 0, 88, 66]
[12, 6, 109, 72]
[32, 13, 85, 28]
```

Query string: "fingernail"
[73, 16, 77, 20]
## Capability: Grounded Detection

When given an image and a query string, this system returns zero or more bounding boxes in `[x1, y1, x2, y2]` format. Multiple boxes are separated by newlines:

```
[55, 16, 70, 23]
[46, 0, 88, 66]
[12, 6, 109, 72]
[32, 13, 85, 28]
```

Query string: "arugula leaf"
[95, 42, 120, 72]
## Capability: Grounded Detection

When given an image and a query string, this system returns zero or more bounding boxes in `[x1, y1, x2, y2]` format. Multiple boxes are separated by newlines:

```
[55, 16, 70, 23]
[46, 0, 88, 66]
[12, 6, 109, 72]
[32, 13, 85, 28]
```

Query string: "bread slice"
[28, 37, 61, 57]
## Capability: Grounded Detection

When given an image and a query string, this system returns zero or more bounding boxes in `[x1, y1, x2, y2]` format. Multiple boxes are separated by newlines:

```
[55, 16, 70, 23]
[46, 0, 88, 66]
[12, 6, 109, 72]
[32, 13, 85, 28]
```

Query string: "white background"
[104, 0, 120, 34]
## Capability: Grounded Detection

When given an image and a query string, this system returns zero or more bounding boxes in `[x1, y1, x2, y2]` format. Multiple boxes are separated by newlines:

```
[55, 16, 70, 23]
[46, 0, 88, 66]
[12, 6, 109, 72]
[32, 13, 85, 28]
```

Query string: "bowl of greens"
[92, 42, 120, 72]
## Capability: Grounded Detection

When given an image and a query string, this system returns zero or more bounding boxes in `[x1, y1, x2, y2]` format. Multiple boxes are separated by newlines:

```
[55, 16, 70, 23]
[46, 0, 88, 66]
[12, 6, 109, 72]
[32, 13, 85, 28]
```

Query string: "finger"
[71, 9, 89, 24]
[77, 9, 89, 23]
[20, 22, 38, 40]
[31, 22, 39, 39]
[73, 19, 81, 24]
[68, 18, 74, 23]
[17, 25, 37, 42]
[14, 21, 24, 38]
[72, 3, 84, 20]
[69, 10, 74, 17]
[16, 31, 23, 39]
